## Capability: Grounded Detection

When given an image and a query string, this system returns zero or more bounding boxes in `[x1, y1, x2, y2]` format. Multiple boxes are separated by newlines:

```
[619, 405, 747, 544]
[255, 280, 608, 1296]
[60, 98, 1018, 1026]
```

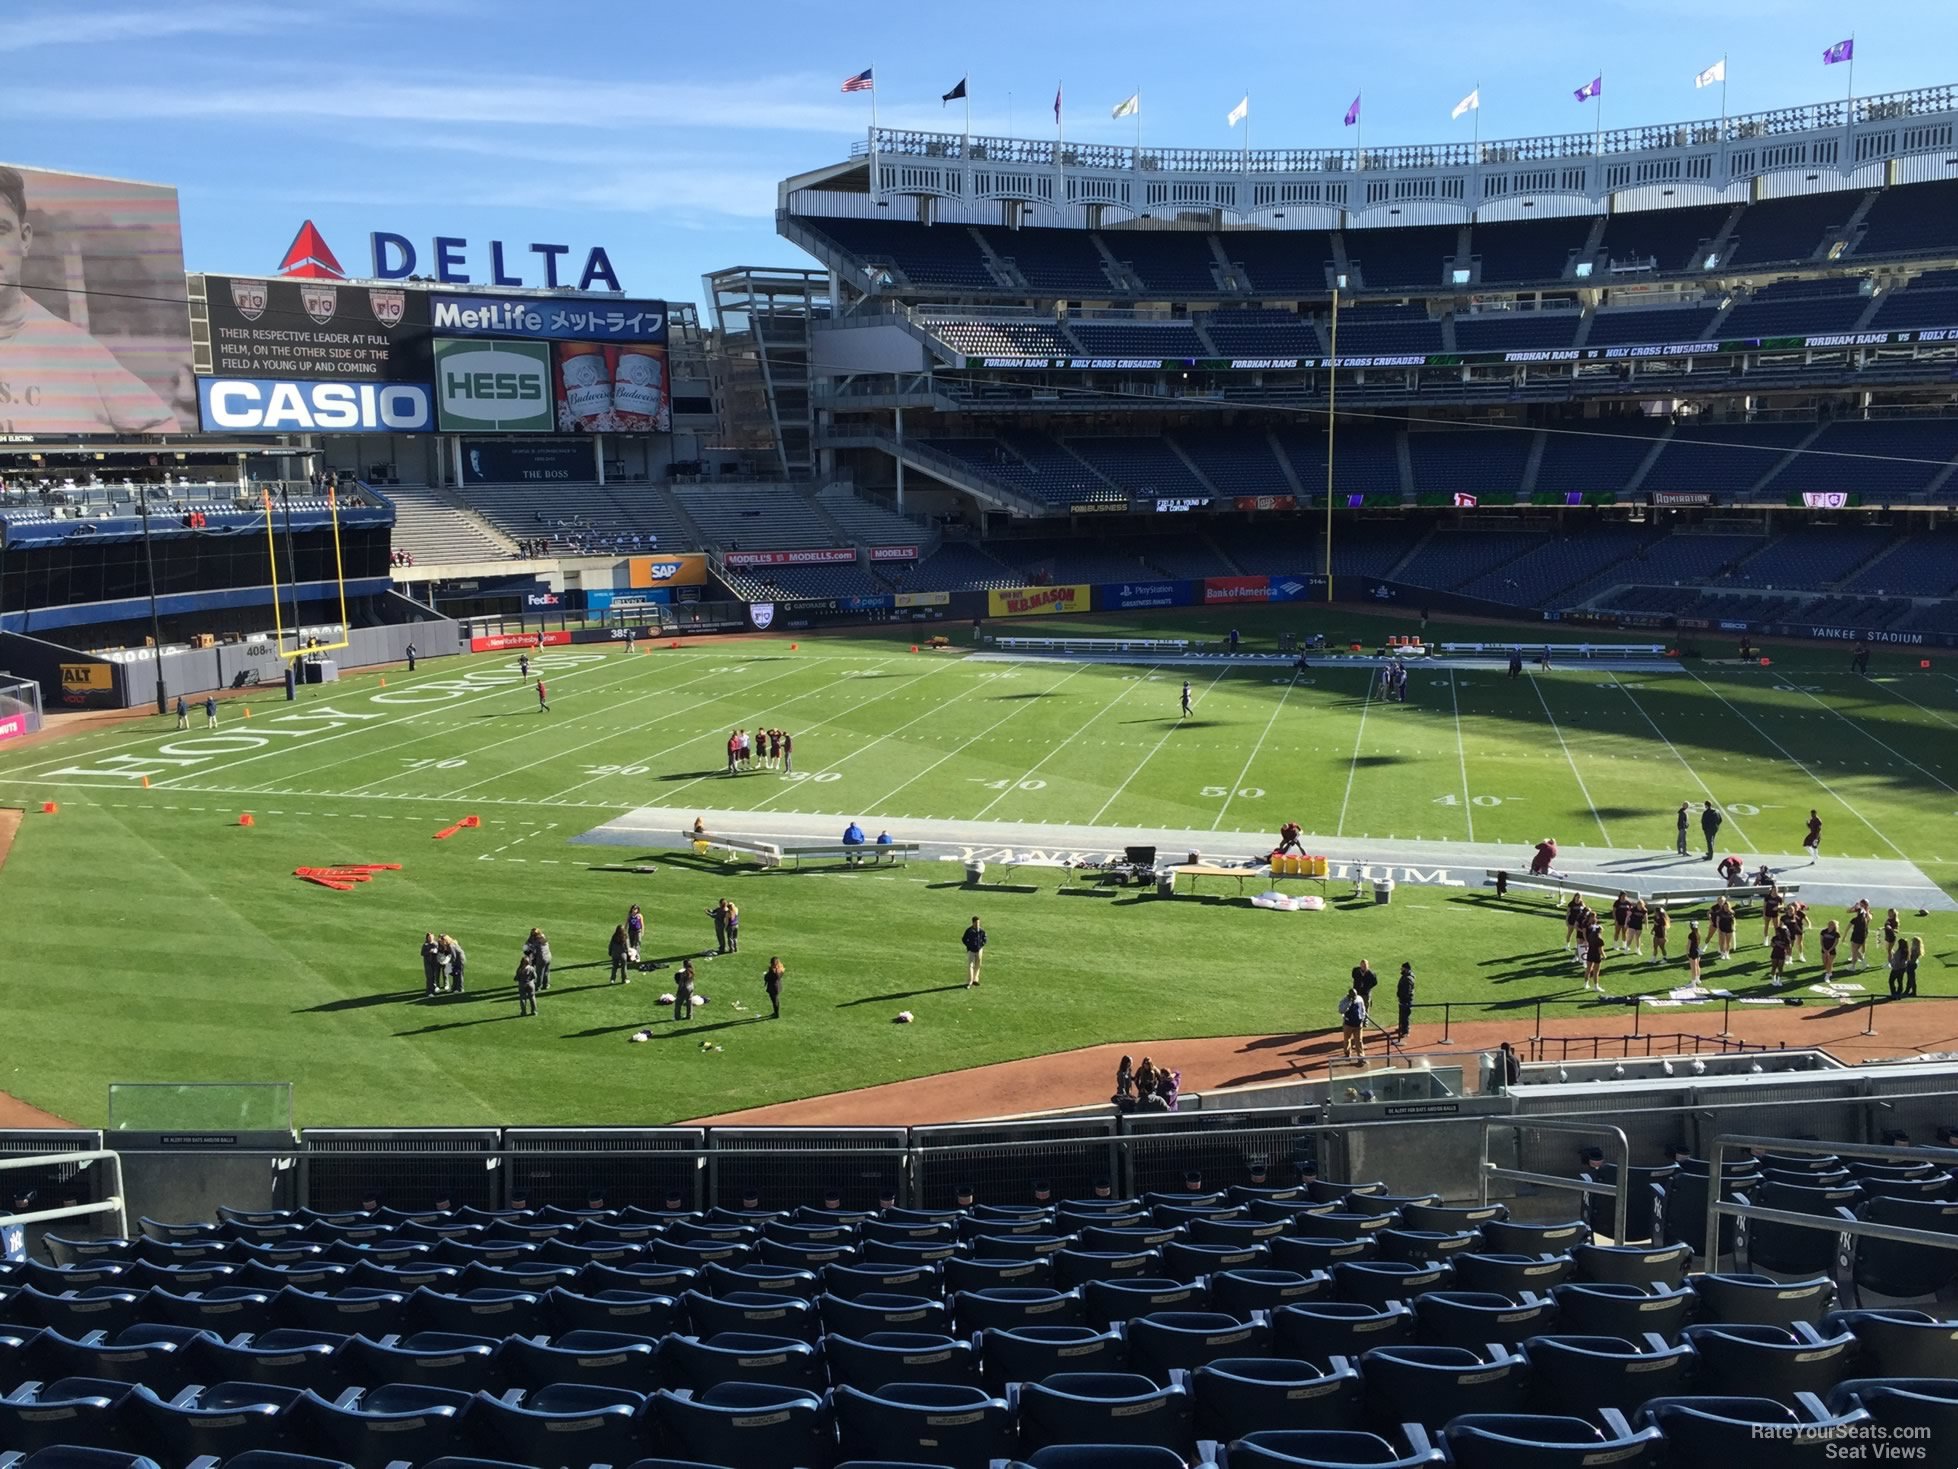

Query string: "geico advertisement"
[198, 377, 433, 433]
[433, 338, 553, 433]
[987, 584, 1092, 618]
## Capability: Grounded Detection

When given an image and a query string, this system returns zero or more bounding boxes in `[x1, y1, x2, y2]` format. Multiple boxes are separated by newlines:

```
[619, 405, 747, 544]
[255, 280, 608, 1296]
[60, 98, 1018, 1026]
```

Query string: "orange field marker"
[238, 813, 255, 827]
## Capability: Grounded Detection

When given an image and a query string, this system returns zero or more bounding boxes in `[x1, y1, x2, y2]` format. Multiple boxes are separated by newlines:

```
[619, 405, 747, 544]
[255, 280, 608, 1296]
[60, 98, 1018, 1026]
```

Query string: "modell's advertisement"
[0, 163, 194, 435]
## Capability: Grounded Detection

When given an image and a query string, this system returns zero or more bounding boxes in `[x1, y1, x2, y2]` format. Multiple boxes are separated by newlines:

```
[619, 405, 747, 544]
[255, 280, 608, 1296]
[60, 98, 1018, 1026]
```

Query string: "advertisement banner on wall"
[1203, 575, 1272, 604]
[1104, 581, 1193, 610]
[0, 712, 25, 746]
[627, 554, 708, 589]
[1, 164, 194, 435]
[58, 661, 117, 708]
[434, 338, 553, 433]
[895, 590, 951, 608]
[431, 294, 667, 342]
[1267, 574, 1326, 603]
[197, 377, 433, 433]
[554, 340, 669, 434]
[724, 548, 856, 568]
[469, 630, 573, 653]
[987, 584, 1091, 618]
[202, 274, 431, 382]
[869, 545, 920, 562]
[459, 438, 592, 484]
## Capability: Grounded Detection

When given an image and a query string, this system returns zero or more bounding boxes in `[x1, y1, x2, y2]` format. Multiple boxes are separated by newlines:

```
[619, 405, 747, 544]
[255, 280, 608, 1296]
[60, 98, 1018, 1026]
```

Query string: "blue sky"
[2, 0, 1949, 308]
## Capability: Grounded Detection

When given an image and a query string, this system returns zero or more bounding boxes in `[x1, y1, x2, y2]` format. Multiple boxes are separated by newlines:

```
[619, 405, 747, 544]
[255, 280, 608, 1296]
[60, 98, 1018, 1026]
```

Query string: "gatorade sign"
[433, 338, 553, 433]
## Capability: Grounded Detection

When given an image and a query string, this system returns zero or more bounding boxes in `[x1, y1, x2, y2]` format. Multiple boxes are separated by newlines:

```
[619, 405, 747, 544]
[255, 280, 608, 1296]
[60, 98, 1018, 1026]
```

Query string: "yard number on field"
[402, 757, 466, 770]
[1434, 794, 1505, 807]
[971, 778, 1047, 791]
[1203, 786, 1265, 799]
[585, 764, 650, 777]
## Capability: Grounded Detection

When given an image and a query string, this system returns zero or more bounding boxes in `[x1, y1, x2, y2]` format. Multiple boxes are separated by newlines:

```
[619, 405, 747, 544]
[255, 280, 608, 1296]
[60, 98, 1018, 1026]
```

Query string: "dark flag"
[942, 77, 967, 105]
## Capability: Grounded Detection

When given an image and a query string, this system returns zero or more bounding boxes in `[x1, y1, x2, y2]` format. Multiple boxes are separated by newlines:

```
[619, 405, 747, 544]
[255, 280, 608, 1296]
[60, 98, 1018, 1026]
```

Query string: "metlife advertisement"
[429, 294, 667, 344]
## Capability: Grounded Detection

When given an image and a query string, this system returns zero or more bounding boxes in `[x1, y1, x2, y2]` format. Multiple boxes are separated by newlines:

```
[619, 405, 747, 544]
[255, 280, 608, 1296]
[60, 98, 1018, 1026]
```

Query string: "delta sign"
[278, 220, 623, 292]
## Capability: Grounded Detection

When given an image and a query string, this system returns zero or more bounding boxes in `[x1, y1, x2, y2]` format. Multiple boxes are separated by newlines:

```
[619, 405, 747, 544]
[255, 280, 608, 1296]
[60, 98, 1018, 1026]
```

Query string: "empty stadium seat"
[545, 1286, 683, 1336]
[1210, 1270, 1331, 1316]
[1440, 1410, 1663, 1469]
[1450, 1253, 1575, 1294]
[818, 1292, 951, 1337]
[1679, 1321, 1855, 1402]
[0, 1378, 137, 1453]
[1822, 1307, 1958, 1376]
[1053, 1248, 1161, 1289]
[1356, 1345, 1528, 1430]
[347, 1330, 505, 1394]
[1520, 1333, 1695, 1419]
[200, 1327, 351, 1394]
[824, 1330, 980, 1391]
[1082, 1277, 1208, 1329]
[1269, 1237, 1377, 1272]
[1125, 1312, 1273, 1383]
[1548, 1282, 1693, 1342]
[1013, 1372, 1197, 1458]
[1481, 1220, 1589, 1255]
[1845, 1194, 1958, 1301]
[942, 1256, 1054, 1293]
[125, 1380, 303, 1464]
[824, 1263, 940, 1300]
[1690, 1272, 1834, 1325]
[954, 1287, 1085, 1332]
[1273, 1302, 1414, 1360]
[1329, 1261, 1451, 1306]
[465, 1381, 651, 1467]
[1411, 1290, 1556, 1350]
[1634, 1394, 1872, 1469]
[683, 1288, 819, 1341]
[1572, 1242, 1690, 1288]
[832, 1382, 1014, 1469]
[1191, 1357, 1363, 1437]
[1222, 1426, 1444, 1468]
[658, 1331, 825, 1393]
[1828, 1376, 1958, 1439]
[500, 1327, 658, 1390]
[291, 1382, 474, 1469]
[653, 1382, 833, 1469]
[1735, 1181, 1858, 1275]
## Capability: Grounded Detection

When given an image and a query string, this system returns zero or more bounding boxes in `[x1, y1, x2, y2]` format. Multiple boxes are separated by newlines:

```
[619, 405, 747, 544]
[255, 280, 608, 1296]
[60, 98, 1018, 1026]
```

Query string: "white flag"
[1112, 92, 1139, 119]
[1694, 58, 1727, 88]
[1227, 95, 1249, 127]
[1451, 88, 1480, 119]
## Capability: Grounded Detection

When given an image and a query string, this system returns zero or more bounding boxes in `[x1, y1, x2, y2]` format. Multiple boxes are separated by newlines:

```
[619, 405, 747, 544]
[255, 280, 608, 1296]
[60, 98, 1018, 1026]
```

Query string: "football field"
[1, 606, 1953, 1127]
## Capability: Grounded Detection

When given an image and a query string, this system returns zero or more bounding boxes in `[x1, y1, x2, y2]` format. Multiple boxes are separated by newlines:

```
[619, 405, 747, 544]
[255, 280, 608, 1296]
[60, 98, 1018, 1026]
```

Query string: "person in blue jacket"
[841, 819, 867, 866]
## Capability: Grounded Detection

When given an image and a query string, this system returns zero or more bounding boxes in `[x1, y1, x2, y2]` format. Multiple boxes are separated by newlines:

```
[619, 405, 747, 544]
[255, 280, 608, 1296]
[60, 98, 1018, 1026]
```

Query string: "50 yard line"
[1529, 671, 1612, 846]
[1448, 669, 1473, 842]
[1335, 665, 1376, 837]
[1216, 671, 1300, 832]
[1089, 666, 1231, 824]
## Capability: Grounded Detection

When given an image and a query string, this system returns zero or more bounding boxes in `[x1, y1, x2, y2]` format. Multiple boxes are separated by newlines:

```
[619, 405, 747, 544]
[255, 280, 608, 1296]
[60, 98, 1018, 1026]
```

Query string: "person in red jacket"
[1529, 838, 1558, 876]
[536, 679, 549, 713]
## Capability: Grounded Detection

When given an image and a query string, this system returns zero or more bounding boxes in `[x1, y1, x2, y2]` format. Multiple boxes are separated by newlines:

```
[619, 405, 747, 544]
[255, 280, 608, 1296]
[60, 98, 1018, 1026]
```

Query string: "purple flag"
[1574, 75, 1602, 102]
[1823, 38, 1854, 64]
[1344, 94, 1361, 126]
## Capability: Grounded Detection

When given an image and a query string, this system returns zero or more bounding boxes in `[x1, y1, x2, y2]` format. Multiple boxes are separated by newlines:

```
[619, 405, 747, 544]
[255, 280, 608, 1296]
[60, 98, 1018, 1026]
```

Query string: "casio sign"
[198, 378, 433, 433]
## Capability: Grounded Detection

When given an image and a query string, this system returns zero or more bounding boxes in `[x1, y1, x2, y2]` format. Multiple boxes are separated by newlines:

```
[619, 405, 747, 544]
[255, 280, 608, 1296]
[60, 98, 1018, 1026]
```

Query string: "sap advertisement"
[0, 162, 194, 436]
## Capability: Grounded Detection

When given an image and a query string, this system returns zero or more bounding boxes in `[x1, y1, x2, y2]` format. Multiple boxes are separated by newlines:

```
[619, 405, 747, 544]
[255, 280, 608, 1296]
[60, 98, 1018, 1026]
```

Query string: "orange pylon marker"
[40, 801, 57, 814]
[378, 675, 387, 687]
[141, 776, 150, 789]
[238, 813, 255, 827]
[243, 707, 252, 719]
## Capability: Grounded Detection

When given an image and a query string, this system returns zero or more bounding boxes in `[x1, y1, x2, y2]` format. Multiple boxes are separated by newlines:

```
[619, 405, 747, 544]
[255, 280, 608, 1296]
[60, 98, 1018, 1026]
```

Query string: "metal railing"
[1702, 1132, 1958, 1269]
[1480, 1117, 1631, 1241]
[0, 1150, 128, 1241]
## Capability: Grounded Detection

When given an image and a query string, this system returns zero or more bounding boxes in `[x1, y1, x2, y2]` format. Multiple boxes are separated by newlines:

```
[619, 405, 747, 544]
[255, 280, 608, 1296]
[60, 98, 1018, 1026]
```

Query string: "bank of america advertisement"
[0, 162, 194, 436]
[433, 338, 553, 433]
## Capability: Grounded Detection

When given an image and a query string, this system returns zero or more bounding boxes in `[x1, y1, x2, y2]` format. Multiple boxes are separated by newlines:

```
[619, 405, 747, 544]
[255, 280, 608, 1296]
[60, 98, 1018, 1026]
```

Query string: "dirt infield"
[692, 997, 1958, 1127]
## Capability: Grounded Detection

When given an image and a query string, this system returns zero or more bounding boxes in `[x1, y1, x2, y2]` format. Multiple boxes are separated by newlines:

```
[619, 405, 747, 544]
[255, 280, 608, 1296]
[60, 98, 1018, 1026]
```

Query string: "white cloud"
[0, 4, 298, 52]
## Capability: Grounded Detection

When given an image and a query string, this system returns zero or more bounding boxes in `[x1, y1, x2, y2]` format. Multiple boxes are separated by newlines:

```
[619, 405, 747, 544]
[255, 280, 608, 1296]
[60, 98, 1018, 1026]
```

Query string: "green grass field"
[2, 604, 1954, 1127]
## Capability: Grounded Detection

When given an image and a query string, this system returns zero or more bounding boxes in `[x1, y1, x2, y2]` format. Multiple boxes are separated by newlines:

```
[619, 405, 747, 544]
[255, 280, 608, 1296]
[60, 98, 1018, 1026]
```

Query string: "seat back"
[1357, 1345, 1528, 1431]
[1521, 1333, 1694, 1419]
[1190, 1356, 1364, 1438]
[832, 1383, 1013, 1469]
[1822, 1308, 1958, 1378]
[975, 1324, 1127, 1391]
[824, 1330, 979, 1391]
[654, 1383, 832, 1469]
[1014, 1373, 1196, 1458]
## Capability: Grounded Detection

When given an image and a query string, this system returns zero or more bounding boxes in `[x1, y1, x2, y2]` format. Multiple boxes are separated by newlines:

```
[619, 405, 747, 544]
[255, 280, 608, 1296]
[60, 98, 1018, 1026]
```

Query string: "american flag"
[841, 68, 874, 93]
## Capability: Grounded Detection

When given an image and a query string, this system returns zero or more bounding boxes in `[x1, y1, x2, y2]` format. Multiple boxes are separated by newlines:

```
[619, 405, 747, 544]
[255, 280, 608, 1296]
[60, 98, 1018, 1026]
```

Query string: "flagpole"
[963, 74, 971, 152]
[1595, 69, 1605, 155]
[1721, 54, 1729, 135]
[1135, 84, 1142, 157]
[1325, 284, 1338, 605]
[1472, 80, 1481, 154]
[1846, 32, 1856, 110]
[1243, 88, 1250, 171]
[870, 62, 878, 132]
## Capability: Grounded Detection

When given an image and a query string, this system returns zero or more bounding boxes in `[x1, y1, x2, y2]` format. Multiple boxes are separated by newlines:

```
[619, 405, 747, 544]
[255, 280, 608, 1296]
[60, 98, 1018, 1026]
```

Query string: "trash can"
[1373, 877, 1395, 905]
[1157, 870, 1176, 898]
[964, 860, 985, 886]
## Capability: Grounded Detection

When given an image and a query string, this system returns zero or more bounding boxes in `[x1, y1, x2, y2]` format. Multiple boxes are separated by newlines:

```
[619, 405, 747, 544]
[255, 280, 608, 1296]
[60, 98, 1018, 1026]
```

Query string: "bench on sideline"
[1172, 862, 1328, 897]
[781, 842, 919, 869]
[1442, 641, 1667, 658]
[992, 636, 1191, 654]
[1482, 868, 1800, 908]
[680, 830, 783, 868]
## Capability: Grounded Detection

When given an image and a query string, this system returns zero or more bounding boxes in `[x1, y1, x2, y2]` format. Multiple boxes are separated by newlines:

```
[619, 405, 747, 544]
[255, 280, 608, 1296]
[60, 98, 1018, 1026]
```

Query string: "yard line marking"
[972, 665, 1157, 821]
[1681, 664, 1912, 860]
[1852, 673, 1958, 737]
[1090, 667, 1233, 825]
[1528, 672, 1612, 846]
[1447, 669, 1473, 843]
[860, 663, 1095, 814]
[1615, 681, 1749, 847]
[1217, 672, 1300, 833]
[1797, 684, 1958, 796]
[1335, 666, 1377, 838]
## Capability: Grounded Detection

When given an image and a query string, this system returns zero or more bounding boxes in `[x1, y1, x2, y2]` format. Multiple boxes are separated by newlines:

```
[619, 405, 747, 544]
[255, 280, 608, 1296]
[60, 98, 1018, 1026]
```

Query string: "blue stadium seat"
[1356, 1345, 1528, 1430]
[39, 1237, 134, 1270]
[202, 1327, 351, 1394]
[465, 1382, 652, 1467]
[1189, 1220, 1288, 1249]
[1008, 1444, 1195, 1469]
[1735, 1181, 1859, 1275]
[1126, 1312, 1273, 1383]
[137, 1217, 224, 1245]
[650, 1237, 755, 1271]
[1342, 1194, 1434, 1220]
[500, 1328, 659, 1390]
[1450, 1253, 1575, 1294]
[126, 1380, 303, 1463]
[824, 1262, 941, 1300]
[1221, 1427, 1443, 1468]
[1399, 1203, 1505, 1234]
[957, 1217, 1049, 1245]
[546, 1285, 683, 1336]
[953, 1287, 1085, 1332]
[1242, 1202, 1338, 1228]
[1272, 1302, 1413, 1360]
[1053, 1249, 1162, 1289]
[1268, 1237, 1377, 1272]
[1082, 1277, 1208, 1329]
[975, 1325, 1127, 1390]
[1679, 1322, 1854, 1403]
[9, 1451, 164, 1469]
[0, 1377, 136, 1453]
[824, 1331, 980, 1391]
[1520, 1334, 1694, 1420]
[1013, 1372, 1197, 1458]
[669, 1220, 759, 1247]
[272, 1286, 409, 1337]
[941, 1256, 1054, 1293]
[818, 1291, 951, 1337]
[1163, 1243, 1270, 1284]
[1439, 1411, 1663, 1469]
[1077, 1224, 1181, 1254]
[653, 1382, 832, 1469]
[32, 1325, 218, 1397]
[1690, 1272, 1834, 1325]
[861, 1240, 959, 1268]
[1411, 1290, 1557, 1350]
[759, 1238, 859, 1271]
[1374, 1231, 1479, 1266]
[1634, 1394, 1871, 1469]
[347, 1331, 506, 1394]
[579, 1261, 700, 1296]
[291, 1382, 474, 1469]
[658, 1331, 826, 1393]
[123, 1258, 243, 1293]
[832, 1382, 1014, 1469]
[968, 1234, 1071, 1262]
[683, 1288, 819, 1341]
[455, 1261, 577, 1294]
[237, 1260, 348, 1293]
[858, 1219, 957, 1247]
[1548, 1282, 1693, 1342]
[410, 1286, 548, 1338]
[12, 1286, 144, 1340]
[1296, 1215, 1391, 1244]
[139, 1284, 278, 1336]
[195, 1453, 352, 1469]
[1481, 1220, 1589, 1255]
[1571, 1242, 1690, 1288]
[1845, 1195, 1958, 1301]
[1210, 1270, 1331, 1316]
[1828, 1377, 1958, 1439]
[1191, 1357, 1363, 1437]
[1329, 1261, 1451, 1306]
[1821, 1307, 1958, 1376]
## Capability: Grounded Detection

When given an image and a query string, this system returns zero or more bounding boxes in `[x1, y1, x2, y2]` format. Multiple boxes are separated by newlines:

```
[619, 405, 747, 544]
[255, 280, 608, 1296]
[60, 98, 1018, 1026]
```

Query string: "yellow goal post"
[263, 485, 352, 660]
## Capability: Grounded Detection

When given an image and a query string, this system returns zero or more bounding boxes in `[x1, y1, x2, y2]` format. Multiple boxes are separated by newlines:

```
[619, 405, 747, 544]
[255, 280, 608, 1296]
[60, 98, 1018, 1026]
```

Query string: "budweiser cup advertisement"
[554, 341, 669, 432]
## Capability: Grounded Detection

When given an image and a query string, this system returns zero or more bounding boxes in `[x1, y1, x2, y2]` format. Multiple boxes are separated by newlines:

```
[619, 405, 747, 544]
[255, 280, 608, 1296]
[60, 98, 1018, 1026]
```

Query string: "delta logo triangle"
[278, 220, 345, 280]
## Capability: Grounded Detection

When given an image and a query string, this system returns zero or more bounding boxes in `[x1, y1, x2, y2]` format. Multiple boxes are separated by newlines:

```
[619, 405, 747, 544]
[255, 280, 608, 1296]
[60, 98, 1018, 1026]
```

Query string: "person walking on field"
[519, 653, 530, 679]
[515, 955, 538, 1017]
[709, 900, 730, 955]
[175, 695, 188, 731]
[963, 916, 987, 989]
[1803, 809, 1823, 864]
[763, 956, 785, 1018]
[1849, 901, 1871, 969]
[673, 959, 696, 1020]
[1181, 681, 1192, 716]
[204, 695, 218, 729]
[1675, 802, 1690, 856]
[1396, 962, 1415, 1039]
[608, 925, 632, 985]
[1700, 801, 1723, 860]
[536, 679, 549, 712]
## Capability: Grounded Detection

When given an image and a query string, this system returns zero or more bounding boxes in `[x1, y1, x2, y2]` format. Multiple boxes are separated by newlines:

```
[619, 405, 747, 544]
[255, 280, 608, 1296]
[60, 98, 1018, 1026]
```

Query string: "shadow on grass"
[393, 1012, 526, 1036]
[837, 984, 970, 1008]
[657, 770, 728, 782]
[1120, 718, 1225, 728]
